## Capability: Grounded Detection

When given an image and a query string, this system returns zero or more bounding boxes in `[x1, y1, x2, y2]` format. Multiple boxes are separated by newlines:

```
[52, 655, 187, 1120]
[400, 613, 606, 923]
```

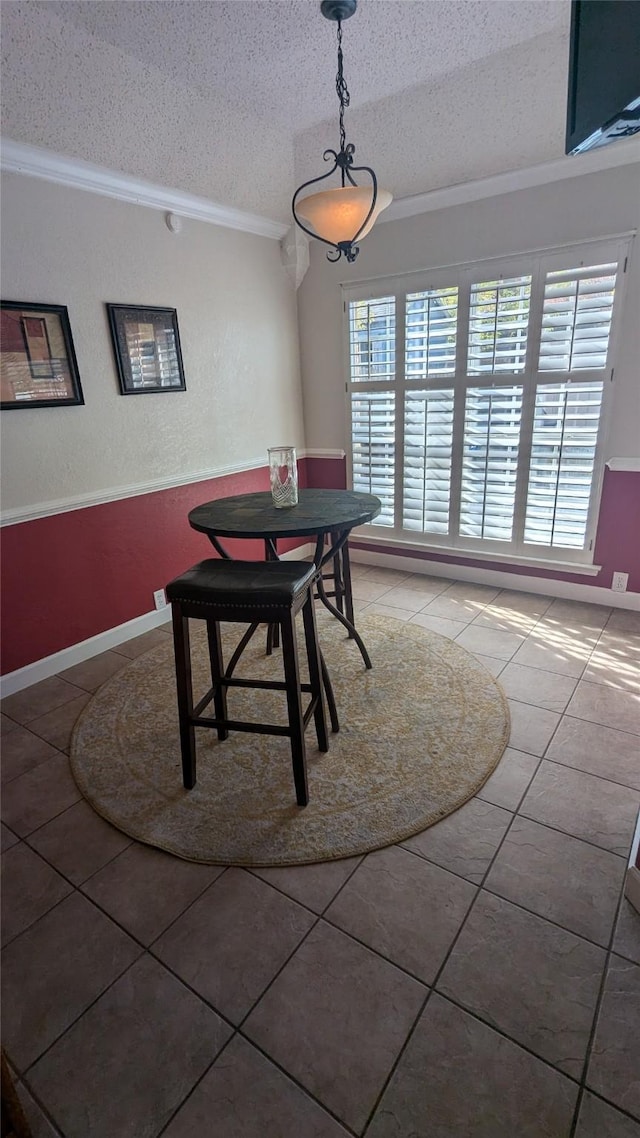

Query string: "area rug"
[70, 613, 510, 866]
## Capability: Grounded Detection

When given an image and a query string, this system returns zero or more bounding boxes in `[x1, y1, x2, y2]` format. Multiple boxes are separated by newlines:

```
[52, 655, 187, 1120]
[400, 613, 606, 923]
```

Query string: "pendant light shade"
[291, 0, 391, 263]
[295, 185, 392, 246]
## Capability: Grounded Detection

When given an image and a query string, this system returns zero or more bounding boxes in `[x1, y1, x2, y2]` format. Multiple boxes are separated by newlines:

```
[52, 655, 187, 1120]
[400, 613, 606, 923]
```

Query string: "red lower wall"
[1, 458, 638, 676]
[1, 461, 310, 675]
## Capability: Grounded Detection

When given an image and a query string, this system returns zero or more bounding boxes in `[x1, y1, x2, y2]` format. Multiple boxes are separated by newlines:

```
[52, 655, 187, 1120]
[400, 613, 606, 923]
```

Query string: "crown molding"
[4, 137, 638, 243]
[383, 138, 640, 223]
[0, 139, 289, 240]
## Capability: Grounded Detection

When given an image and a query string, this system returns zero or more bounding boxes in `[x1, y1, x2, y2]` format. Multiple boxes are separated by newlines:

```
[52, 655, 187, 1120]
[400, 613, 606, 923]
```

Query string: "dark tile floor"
[1, 568, 639, 1137]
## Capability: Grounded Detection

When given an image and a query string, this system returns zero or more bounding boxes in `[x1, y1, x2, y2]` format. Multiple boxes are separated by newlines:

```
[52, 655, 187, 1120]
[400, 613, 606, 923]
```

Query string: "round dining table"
[188, 488, 381, 670]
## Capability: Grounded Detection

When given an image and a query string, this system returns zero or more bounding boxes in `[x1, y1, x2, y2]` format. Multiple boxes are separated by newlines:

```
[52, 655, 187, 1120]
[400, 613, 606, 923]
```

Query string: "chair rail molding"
[606, 457, 640, 471]
[0, 450, 344, 526]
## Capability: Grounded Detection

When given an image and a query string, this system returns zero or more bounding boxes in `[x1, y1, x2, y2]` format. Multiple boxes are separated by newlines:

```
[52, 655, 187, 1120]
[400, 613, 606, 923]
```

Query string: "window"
[345, 239, 629, 564]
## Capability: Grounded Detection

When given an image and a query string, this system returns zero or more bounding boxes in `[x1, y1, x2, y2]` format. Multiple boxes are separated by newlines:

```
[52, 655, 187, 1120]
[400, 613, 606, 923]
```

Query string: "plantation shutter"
[345, 238, 628, 564]
[524, 382, 603, 548]
[523, 261, 618, 549]
[403, 389, 455, 534]
[351, 390, 395, 525]
[467, 276, 531, 375]
[537, 263, 617, 371]
[460, 385, 523, 541]
[402, 287, 458, 534]
[348, 296, 396, 526]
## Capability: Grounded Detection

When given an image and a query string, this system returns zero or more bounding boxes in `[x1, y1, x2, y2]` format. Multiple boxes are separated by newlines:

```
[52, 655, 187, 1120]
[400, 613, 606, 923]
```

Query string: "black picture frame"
[106, 304, 186, 395]
[1, 301, 84, 409]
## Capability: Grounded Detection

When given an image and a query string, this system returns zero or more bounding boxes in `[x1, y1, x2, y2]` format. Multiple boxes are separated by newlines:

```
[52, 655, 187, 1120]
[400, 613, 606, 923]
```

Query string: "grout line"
[153, 1032, 239, 1138]
[361, 775, 539, 1132]
[151, 854, 370, 1136]
[14, 1075, 64, 1137]
[541, 752, 640, 796]
[569, 871, 637, 1137]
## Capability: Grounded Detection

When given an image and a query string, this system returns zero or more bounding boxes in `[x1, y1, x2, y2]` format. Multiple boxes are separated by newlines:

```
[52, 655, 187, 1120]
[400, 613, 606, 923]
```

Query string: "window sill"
[350, 532, 603, 577]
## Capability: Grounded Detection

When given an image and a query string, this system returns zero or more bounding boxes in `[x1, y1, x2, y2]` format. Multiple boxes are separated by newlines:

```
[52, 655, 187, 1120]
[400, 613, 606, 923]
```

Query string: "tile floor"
[1, 564, 640, 1137]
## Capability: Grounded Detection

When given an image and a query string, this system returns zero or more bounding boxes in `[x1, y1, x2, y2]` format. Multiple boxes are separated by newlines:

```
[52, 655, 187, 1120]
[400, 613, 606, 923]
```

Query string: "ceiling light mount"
[320, 0, 357, 22]
[292, 0, 391, 264]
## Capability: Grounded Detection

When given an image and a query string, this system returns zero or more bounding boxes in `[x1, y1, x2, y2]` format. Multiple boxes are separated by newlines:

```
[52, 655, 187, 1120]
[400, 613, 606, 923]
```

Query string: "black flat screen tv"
[566, 0, 640, 155]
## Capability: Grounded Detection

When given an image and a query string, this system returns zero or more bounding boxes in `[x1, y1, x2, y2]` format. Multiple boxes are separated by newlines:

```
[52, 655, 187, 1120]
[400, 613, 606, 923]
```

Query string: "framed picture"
[106, 304, 186, 395]
[1, 301, 84, 409]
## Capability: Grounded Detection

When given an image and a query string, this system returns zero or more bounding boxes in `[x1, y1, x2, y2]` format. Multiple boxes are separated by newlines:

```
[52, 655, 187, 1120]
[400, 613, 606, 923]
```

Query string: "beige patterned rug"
[70, 613, 509, 866]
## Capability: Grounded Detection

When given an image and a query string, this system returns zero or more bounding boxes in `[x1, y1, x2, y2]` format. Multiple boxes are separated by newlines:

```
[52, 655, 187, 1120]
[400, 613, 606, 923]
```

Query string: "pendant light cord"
[336, 19, 350, 156]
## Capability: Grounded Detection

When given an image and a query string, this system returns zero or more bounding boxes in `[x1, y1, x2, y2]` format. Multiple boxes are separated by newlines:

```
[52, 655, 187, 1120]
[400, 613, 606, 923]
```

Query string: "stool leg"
[280, 614, 309, 807]
[302, 591, 328, 753]
[171, 602, 196, 789]
[206, 618, 229, 741]
[319, 651, 340, 734]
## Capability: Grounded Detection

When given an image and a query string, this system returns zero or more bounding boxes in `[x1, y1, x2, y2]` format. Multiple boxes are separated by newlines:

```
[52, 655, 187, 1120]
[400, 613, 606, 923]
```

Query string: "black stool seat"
[166, 558, 333, 807]
[166, 559, 317, 608]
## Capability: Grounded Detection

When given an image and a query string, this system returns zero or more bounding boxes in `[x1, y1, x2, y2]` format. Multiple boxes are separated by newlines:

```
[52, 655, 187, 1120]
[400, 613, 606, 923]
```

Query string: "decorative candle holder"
[268, 446, 299, 508]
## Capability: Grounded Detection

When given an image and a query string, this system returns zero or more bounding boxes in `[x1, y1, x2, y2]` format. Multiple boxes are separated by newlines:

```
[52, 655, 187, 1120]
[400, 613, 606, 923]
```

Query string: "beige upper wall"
[0, 174, 304, 514]
[298, 162, 640, 460]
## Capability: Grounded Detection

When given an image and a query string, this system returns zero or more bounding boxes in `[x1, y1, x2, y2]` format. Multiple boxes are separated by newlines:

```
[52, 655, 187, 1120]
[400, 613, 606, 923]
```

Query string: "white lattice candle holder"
[268, 446, 299, 508]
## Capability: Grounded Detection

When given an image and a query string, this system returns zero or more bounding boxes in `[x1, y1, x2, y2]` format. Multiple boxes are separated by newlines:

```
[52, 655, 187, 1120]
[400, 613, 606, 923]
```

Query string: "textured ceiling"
[1, 0, 576, 222]
[39, 0, 566, 132]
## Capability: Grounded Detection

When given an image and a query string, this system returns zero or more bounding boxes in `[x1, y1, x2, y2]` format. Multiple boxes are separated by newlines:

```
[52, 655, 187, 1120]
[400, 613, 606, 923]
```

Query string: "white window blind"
[460, 386, 523, 542]
[468, 276, 531, 375]
[524, 381, 604, 549]
[538, 264, 617, 371]
[351, 390, 395, 526]
[403, 389, 454, 534]
[345, 239, 629, 564]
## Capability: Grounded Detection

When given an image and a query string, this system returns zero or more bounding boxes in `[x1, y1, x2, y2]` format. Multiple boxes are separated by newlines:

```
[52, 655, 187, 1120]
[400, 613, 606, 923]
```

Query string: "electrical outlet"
[611, 571, 628, 593]
[153, 588, 168, 610]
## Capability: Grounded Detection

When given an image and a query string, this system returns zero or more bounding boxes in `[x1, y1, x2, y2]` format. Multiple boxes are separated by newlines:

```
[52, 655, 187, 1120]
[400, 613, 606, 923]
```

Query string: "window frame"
[342, 236, 632, 567]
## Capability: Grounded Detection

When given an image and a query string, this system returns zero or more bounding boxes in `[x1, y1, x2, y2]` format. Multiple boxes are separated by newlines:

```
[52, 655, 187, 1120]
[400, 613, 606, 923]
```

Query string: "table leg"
[314, 530, 372, 670]
[265, 538, 280, 654]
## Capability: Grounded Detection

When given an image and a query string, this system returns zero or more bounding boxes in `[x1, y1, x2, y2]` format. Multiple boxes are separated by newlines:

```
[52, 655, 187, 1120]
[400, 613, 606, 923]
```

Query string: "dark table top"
[189, 489, 381, 540]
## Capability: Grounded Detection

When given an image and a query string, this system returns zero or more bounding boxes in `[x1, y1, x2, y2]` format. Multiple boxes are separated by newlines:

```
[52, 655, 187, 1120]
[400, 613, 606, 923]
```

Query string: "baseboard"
[0, 607, 171, 699]
[349, 547, 640, 610]
[625, 811, 640, 915]
[0, 544, 316, 698]
[625, 867, 640, 914]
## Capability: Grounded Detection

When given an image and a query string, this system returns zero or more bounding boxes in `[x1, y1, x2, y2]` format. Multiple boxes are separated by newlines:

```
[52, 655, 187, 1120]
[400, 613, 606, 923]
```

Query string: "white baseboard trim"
[625, 867, 640, 914]
[0, 607, 171, 699]
[0, 545, 316, 698]
[349, 547, 640, 610]
[625, 810, 640, 914]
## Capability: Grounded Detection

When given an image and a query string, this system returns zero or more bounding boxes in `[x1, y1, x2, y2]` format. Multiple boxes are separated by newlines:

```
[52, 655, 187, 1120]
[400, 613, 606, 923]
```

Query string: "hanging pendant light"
[292, 0, 392, 263]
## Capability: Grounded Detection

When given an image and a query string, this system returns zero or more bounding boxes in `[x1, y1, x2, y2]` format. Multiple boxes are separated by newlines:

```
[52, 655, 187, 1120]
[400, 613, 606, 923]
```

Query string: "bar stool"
[166, 559, 330, 807]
